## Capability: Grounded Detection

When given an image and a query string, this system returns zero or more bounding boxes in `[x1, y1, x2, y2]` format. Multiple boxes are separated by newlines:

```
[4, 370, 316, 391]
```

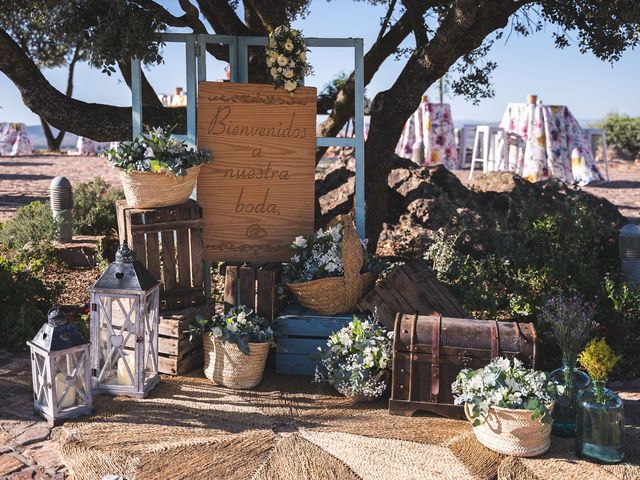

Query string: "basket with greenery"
[452, 357, 562, 457]
[190, 306, 275, 389]
[315, 316, 392, 401]
[104, 127, 211, 208]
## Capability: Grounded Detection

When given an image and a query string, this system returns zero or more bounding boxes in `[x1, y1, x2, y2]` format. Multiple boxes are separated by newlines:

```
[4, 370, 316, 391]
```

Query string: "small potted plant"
[105, 126, 211, 208]
[576, 338, 624, 463]
[283, 215, 378, 315]
[540, 292, 594, 436]
[190, 306, 275, 389]
[315, 316, 392, 402]
[452, 357, 562, 457]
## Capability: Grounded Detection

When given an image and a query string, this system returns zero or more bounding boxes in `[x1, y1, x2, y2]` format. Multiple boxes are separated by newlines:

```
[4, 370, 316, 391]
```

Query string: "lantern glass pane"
[96, 295, 139, 387]
[143, 289, 159, 386]
[32, 350, 50, 409]
[52, 350, 89, 410]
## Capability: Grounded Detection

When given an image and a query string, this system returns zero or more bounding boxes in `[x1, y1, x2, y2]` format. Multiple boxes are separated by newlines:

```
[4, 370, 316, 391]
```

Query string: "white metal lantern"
[27, 306, 92, 424]
[89, 242, 160, 398]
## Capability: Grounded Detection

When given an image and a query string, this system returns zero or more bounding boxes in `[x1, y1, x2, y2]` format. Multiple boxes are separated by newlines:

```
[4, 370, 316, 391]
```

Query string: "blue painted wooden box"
[274, 304, 356, 375]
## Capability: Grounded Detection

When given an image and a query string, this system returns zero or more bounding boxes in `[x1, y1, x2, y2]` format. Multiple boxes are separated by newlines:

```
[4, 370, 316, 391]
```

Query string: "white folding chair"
[469, 126, 506, 179]
[584, 128, 610, 181]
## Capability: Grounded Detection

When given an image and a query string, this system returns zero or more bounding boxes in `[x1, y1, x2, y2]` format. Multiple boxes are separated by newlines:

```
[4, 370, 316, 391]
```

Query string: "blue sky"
[1, 0, 639, 126]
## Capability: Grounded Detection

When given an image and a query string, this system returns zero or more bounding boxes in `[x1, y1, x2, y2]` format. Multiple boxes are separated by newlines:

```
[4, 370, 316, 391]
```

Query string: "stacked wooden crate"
[116, 199, 208, 374]
[222, 263, 282, 321]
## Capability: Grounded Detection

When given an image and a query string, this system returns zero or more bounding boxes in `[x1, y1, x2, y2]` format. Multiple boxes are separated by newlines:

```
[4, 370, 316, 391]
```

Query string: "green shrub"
[596, 113, 640, 160]
[72, 177, 124, 236]
[0, 201, 58, 250]
[0, 255, 62, 349]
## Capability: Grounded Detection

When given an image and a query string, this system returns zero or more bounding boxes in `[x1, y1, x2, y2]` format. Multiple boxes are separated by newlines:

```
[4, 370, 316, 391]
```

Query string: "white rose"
[284, 80, 297, 92]
[270, 67, 278, 77]
[269, 38, 276, 48]
[266, 58, 273, 67]
[288, 60, 295, 67]
[298, 51, 306, 62]
[144, 147, 154, 158]
[284, 39, 294, 51]
[277, 55, 288, 66]
[283, 69, 294, 79]
[293, 235, 307, 248]
[237, 312, 247, 324]
[227, 323, 238, 333]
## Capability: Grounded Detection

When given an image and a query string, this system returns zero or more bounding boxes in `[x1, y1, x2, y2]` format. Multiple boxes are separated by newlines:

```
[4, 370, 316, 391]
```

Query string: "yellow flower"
[298, 51, 306, 62]
[270, 67, 278, 77]
[284, 39, 294, 52]
[283, 69, 294, 78]
[277, 55, 288, 67]
[284, 80, 297, 92]
[578, 338, 621, 382]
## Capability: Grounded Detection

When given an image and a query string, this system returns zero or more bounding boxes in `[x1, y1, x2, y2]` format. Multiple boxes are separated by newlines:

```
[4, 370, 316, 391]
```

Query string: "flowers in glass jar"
[189, 306, 275, 354]
[452, 357, 562, 426]
[105, 126, 211, 176]
[315, 316, 392, 399]
[266, 25, 312, 93]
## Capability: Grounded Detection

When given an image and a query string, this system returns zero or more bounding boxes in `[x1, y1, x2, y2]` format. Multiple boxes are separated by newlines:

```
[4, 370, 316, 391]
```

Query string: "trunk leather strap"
[490, 320, 500, 359]
[430, 315, 442, 403]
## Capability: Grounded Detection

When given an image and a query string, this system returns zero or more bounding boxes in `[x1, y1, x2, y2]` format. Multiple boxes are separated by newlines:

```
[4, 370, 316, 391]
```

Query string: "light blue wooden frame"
[131, 33, 366, 293]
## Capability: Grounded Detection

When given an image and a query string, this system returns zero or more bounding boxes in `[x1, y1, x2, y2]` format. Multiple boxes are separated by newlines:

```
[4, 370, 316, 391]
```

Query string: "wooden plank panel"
[127, 212, 147, 267]
[275, 353, 318, 375]
[224, 266, 239, 311]
[256, 267, 276, 321]
[275, 315, 351, 338]
[175, 207, 192, 289]
[197, 82, 316, 262]
[277, 337, 326, 356]
[116, 200, 128, 245]
[238, 266, 256, 310]
[190, 229, 204, 288]
[144, 211, 161, 283]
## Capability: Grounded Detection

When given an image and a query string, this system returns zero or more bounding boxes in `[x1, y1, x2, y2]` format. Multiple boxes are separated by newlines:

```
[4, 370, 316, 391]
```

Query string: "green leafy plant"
[596, 114, 640, 160]
[105, 127, 211, 176]
[0, 201, 58, 250]
[315, 316, 392, 399]
[72, 177, 124, 236]
[0, 255, 62, 349]
[189, 306, 275, 354]
[452, 357, 562, 426]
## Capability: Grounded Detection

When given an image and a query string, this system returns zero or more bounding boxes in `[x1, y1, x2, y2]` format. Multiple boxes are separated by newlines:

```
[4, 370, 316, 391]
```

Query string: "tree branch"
[0, 28, 183, 141]
[118, 58, 163, 108]
[134, 0, 206, 30]
[197, 0, 251, 35]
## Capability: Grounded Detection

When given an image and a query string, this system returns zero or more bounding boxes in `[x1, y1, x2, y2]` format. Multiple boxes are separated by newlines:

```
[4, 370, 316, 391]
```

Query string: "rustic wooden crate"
[358, 259, 469, 330]
[157, 303, 213, 375]
[273, 304, 355, 375]
[116, 199, 205, 310]
[223, 263, 282, 321]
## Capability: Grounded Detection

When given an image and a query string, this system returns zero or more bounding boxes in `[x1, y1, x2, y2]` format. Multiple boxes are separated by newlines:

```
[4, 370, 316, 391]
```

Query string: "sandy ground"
[0, 155, 638, 223]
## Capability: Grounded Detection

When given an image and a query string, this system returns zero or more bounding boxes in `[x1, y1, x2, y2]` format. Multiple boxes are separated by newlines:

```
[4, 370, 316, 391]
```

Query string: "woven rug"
[61, 373, 640, 480]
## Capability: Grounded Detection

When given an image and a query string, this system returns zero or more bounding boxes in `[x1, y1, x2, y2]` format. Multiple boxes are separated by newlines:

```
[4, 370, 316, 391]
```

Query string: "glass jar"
[575, 381, 625, 463]
[549, 360, 591, 437]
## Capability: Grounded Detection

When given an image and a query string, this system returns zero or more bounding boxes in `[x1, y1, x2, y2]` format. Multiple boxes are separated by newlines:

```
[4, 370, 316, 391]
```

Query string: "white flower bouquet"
[452, 357, 563, 456]
[283, 216, 378, 314]
[452, 357, 561, 426]
[266, 25, 312, 93]
[315, 316, 393, 401]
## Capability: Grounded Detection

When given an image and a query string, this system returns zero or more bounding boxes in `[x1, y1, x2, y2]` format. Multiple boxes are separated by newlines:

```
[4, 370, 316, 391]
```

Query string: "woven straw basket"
[203, 335, 270, 389]
[286, 215, 376, 315]
[464, 403, 553, 457]
[120, 165, 201, 208]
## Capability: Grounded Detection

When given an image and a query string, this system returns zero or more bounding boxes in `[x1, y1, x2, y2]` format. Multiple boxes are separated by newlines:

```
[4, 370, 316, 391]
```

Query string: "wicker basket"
[202, 335, 270, 389]
[286, 215, 376, 315]
[119, 165, 202, 208]
[464, 403, 553, 457]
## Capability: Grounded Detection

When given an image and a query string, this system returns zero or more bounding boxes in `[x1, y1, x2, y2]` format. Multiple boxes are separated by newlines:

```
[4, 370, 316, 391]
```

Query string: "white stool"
[469, 126, 506, 179]
[584, 128, 610, 181]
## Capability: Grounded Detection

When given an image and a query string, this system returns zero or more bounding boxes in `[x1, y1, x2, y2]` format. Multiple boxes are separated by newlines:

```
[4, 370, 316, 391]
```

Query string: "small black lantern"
[89, 242, 160, 398]
[27, 306, 92, 424]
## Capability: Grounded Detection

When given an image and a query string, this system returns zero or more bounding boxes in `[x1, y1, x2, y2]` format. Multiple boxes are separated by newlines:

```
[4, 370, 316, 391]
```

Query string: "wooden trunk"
[389, 314, 537, 419]
[358, 260, 468, 330]
[116, 199, 206, 310]
[222, 263, 283, 321]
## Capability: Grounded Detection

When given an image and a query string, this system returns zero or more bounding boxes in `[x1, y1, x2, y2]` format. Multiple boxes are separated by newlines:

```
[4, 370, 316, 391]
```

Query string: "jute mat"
[61, 372, 640, 480]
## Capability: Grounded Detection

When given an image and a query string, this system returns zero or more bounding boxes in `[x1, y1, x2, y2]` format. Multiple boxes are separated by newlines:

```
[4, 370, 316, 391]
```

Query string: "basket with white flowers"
[452, 357, 562, 457]
[315, 316, 393, 402]
[283, 215, 377, 315]
[266, 25, 312, 93]
[190, 306, 275, 389]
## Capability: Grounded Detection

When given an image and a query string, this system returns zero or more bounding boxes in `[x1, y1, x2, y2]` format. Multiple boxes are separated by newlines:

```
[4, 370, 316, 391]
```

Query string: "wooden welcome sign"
[197, 82, 317, 262]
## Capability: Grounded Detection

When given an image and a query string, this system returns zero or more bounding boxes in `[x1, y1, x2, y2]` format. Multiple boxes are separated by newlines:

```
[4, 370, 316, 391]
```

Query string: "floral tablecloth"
[499, 103, 603, 185]
[0, 123, 33, 156]
[395, 102, 457, 169]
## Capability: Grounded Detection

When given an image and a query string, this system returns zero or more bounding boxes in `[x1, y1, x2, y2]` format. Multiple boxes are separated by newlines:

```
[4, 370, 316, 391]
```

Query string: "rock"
[24, 442, 62, 469]
[14, 425, 50, 447]
[0, 455, 24, 477]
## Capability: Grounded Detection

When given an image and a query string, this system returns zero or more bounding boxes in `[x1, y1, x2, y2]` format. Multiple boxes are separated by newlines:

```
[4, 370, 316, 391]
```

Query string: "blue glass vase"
[549, 360, 590, 437]
[575, 381, 625, 463]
